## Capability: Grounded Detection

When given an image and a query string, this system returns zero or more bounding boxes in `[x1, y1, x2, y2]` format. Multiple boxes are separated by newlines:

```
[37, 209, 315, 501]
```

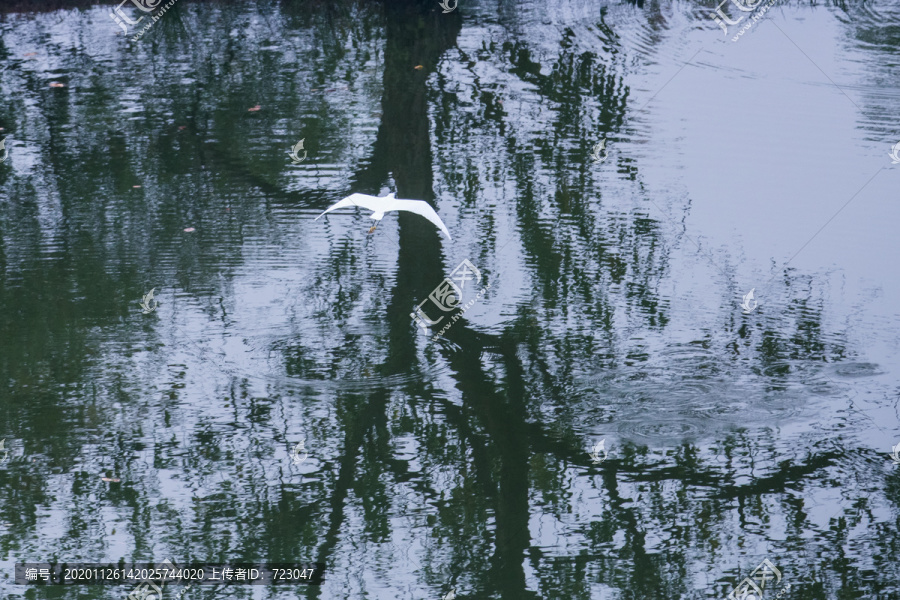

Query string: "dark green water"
[1, 0, 899, 598]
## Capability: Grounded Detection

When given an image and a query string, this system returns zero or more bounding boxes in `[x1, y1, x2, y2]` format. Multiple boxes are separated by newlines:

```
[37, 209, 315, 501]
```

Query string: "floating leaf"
[49, 82, 66, 88]
[183, 227, 196, 232]
[414, 65, 424, 70]
[248, 105, 261, 112]
[101, 477, 120, 483]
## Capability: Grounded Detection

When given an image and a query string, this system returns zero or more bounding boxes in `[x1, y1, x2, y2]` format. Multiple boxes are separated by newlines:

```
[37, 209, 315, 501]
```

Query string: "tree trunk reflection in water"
[321, 2, 639, 596]
[319, 1, 540, 597]
[311, 1, 471, 598]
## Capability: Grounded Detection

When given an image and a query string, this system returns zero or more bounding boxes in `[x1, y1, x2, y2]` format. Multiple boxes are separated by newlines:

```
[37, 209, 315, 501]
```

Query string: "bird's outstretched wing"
[316, 194, 452, 239]
[383, 199, 452, 239]
[315, 193, 386, 220]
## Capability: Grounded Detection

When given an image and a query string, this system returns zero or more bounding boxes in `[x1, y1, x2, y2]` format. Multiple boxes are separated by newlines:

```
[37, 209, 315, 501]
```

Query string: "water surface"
[0, 0, 899, 598]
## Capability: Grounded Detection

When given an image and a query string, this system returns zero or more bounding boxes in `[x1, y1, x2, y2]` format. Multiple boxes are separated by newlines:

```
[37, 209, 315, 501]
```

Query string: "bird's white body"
[316, 193, 452, 239]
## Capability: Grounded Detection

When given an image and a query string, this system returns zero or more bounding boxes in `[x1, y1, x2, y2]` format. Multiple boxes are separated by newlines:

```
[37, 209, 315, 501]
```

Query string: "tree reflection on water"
[0, 0, 898, 599]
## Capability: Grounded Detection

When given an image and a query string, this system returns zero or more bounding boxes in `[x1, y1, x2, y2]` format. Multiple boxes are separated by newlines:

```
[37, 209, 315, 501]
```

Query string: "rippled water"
[0, 0, 899, 598]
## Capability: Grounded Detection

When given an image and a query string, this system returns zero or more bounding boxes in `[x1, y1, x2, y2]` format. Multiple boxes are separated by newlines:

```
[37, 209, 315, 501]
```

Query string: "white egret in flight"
[316, 193, 452, 239]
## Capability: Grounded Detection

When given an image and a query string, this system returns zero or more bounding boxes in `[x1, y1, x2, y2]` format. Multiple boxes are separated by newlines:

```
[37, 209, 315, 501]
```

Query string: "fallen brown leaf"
[49, 82, 66, 88]
[414, 65, 424, 70]
[248, 105, 261, 112]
